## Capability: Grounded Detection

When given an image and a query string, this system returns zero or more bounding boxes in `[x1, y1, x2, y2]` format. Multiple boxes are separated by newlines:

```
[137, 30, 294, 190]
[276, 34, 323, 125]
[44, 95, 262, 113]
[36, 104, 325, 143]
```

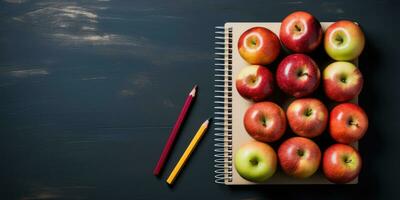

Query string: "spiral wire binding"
[214, 26, 233, 184]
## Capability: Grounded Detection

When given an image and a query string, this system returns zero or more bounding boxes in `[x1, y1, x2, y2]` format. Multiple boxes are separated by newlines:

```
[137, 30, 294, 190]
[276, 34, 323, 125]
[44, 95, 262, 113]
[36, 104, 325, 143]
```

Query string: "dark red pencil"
[153, 85, 197, 176]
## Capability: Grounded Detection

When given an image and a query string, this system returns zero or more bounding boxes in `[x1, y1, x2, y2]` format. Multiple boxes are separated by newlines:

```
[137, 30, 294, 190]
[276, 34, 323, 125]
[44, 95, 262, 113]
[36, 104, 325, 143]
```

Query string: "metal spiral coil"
[214, 26, 233, 184]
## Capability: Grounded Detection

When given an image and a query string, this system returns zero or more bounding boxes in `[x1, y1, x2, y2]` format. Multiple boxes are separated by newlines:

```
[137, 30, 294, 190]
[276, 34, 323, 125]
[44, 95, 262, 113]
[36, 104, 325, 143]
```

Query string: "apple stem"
[335, 35, 344, 45]
[261, 117, 267, 127]
[297, 149, 304, 157]
[304, 108, 313, 117]
[294, 24, 302, 32]
[297, 71, 309, 77]
[343, 155, 353, 163]
[251, 39, 257, 46]
[250, 158, 259, 166]
[340, 75, 347, 83]
[348, 119, 360, 128]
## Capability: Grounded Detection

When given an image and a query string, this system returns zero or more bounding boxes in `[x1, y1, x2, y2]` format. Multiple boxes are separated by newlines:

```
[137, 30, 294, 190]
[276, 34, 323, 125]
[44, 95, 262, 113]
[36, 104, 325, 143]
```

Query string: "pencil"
[166, 118, 210, 185]
[153, 85, 197, 176]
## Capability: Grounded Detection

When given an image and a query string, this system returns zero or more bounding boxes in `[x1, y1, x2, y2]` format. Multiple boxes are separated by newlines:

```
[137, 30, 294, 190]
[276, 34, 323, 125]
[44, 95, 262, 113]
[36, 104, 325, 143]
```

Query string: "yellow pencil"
[166, 118, 210, 185]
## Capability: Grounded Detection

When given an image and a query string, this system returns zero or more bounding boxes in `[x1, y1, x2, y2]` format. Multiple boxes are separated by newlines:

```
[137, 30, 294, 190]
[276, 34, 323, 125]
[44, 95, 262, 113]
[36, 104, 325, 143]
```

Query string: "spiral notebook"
[213, 22, 358, 185]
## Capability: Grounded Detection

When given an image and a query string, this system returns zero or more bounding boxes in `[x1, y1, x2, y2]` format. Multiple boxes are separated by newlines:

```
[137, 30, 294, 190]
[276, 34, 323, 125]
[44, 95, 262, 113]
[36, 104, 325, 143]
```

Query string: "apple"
[323, 61, 363, 102]
[287, 98, 328, 138]
[276, 54, 320, 98]
[235, 65, 274, 101]
[244, 102, 286, 142]
[238, 27, 281, 65]
[234, 140, 277, 182]
[324, 20, 365, 61]
[280, 11, 323, 53]
[330, 103, 368, 144]
[278, 137, 321, 178]
[323, 144, 362, 183]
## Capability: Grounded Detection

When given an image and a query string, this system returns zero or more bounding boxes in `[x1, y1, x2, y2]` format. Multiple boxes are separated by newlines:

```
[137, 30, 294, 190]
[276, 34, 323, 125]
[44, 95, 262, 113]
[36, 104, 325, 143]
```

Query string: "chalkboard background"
[0, 0, 399, 199]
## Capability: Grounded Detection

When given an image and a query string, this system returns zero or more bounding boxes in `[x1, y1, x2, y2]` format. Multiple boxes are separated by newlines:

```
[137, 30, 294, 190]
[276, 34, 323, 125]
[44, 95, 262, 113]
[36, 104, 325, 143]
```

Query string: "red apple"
[330, 103, 368, 144]
[323, 144, 362, 183]
[323, 61, 363, 102]
[238, 27, 281, 65]
[278, 137, 321, 178]
[235, 65, 274, 101]
[287, 98, 328, 138]
[280, 11, 323, 53]
[243, 102, 286, 142]
[276, 54, 320, 98]
[324, 20, 365, 61]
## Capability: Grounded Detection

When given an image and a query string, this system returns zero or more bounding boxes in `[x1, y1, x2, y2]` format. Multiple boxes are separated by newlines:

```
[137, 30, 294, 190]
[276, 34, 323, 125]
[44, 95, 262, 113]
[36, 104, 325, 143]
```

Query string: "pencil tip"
[205, 117, 212, 125]
[189, 85, 197, 97]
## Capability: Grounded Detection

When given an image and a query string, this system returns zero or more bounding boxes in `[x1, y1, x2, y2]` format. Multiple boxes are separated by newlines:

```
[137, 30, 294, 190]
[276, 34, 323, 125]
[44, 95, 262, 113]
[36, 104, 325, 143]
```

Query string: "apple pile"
[234, 11, 368, 184]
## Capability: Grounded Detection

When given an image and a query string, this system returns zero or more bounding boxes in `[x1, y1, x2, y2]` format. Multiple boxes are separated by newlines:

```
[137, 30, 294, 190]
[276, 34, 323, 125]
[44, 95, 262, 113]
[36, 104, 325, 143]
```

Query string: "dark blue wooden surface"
[1, 0, 399, 199]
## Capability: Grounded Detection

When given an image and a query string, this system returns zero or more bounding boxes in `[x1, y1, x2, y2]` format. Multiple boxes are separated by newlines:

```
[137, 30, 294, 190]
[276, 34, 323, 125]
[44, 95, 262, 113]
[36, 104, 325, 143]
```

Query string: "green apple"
[234, 141, 277, 182]
[324, 20, 365, 61]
